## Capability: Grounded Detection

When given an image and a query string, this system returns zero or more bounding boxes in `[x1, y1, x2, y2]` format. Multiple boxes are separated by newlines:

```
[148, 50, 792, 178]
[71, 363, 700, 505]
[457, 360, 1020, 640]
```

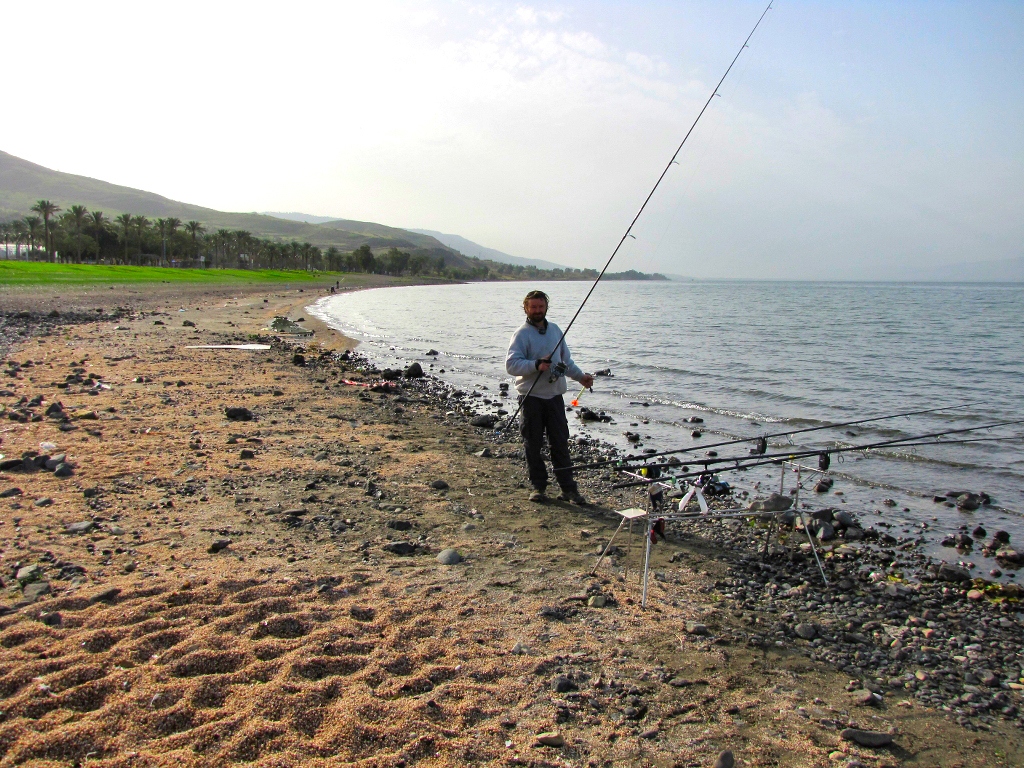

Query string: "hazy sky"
[3, 1, 1022, 278]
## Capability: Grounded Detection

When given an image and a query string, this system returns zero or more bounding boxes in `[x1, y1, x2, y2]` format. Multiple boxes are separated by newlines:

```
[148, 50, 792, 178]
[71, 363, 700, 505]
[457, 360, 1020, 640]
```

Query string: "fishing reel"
[548, 361, 567, 383]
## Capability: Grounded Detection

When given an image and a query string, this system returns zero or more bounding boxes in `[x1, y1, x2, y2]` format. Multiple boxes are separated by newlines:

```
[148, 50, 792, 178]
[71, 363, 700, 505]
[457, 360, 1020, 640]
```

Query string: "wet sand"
[0, 280, 1020, 767]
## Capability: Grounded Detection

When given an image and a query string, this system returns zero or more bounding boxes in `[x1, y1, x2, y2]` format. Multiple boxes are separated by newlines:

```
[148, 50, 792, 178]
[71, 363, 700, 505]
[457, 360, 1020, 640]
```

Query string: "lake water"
[309, 280, 1024, 569]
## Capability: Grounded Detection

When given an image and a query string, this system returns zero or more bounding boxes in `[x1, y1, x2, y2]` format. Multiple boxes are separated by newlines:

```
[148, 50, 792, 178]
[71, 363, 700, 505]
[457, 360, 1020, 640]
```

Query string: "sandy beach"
[0, 280, 1021, 768]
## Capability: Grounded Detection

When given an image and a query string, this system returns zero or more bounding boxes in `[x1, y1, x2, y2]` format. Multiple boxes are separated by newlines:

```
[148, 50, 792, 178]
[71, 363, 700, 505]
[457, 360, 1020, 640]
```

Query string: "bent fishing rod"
[561, 401, 981, 473]
[497, 2, 775, 434]
[609, 419, 1024, 488]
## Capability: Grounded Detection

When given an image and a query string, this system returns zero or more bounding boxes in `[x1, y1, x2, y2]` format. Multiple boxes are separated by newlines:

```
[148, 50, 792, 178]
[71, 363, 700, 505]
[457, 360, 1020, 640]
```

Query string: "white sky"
[2, 0, 1022, 279]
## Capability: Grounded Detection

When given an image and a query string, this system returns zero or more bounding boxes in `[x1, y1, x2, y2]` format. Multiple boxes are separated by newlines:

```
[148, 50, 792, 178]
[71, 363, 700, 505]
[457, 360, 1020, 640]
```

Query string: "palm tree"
[165, 217, 181, 264]
[233, 230, 251, 268]
[184, 220, 205, 266]
[215, 229, 231, 267]
[155, 218, 167, 265]
[30, 200, 61, 260]
[68, 205, 89, 263]
[90, 211, 107, 261]
[11, 220, 27, 258]
[24, 216, 43, 257]
[133, 215, 150, 264]
[115, 213, 133, 263]
[0, 223, 9, 259]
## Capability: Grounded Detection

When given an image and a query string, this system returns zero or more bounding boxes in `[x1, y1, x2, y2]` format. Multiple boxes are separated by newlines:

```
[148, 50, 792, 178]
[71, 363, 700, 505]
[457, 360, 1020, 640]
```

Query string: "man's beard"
[528, 313, 546, 325]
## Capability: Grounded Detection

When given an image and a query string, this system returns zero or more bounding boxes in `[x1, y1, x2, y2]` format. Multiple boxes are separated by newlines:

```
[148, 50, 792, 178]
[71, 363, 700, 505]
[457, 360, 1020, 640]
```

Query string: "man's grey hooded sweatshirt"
[506, 320, 585, 398]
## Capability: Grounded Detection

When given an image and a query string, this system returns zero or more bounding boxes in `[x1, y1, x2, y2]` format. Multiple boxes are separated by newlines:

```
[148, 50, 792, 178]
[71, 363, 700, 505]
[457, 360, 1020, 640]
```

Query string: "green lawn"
[0, 261, 342, 285]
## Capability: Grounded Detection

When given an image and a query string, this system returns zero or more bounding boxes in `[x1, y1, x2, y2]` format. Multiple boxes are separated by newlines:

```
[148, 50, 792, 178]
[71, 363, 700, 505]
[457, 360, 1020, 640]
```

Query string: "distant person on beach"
[506, 290, 594, 504]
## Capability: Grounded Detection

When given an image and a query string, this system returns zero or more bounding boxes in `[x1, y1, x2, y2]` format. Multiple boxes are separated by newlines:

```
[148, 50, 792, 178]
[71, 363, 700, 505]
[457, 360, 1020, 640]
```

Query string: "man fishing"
[506, 290, 594, 504]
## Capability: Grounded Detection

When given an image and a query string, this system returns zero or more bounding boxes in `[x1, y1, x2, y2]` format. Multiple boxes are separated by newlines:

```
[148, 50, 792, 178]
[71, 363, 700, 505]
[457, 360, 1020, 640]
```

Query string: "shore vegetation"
[2, 199, 667, 283]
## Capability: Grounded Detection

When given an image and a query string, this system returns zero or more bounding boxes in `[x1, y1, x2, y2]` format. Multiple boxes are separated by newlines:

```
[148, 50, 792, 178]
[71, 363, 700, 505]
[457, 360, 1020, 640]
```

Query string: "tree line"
[0, 199, 450, 276]
[1, 199, 666, 281]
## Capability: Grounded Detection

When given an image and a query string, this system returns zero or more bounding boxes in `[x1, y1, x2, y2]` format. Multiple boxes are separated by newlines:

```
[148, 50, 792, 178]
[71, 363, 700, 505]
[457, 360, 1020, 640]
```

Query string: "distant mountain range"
[406, 229, 567, 271]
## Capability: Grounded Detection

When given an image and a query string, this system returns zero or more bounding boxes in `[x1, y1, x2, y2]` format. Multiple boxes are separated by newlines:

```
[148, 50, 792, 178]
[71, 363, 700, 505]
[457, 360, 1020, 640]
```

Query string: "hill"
[407, 229, 567, 271]
[0, 150, 460, 259]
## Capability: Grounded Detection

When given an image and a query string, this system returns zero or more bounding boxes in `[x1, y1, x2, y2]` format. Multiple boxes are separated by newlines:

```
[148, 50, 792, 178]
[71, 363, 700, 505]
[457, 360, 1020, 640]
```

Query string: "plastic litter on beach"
[185, 344, 272, 350]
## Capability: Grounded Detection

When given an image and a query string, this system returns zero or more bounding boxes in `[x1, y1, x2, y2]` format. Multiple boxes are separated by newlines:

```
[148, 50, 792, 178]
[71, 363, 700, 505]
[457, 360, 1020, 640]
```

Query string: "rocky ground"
[0, 281, 1021, 767]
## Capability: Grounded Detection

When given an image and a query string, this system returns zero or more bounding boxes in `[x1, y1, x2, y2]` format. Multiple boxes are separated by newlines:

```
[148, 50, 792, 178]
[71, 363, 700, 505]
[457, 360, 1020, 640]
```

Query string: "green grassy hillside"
[0, 150, 457, 257]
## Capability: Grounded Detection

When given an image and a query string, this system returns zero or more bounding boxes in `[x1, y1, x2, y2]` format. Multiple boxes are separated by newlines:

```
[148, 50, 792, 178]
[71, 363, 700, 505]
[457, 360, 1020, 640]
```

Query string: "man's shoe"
[557, 490, 588, 505]
[529, 489, 547, 503]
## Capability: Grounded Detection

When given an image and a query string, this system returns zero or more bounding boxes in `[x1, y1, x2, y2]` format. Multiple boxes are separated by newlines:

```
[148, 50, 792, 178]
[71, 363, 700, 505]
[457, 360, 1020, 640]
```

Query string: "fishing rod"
[497, 2, 775, 434]
[611, 434, 1024, 490]
[609, 420, 1024, 488]
[563, 401, 981, 472]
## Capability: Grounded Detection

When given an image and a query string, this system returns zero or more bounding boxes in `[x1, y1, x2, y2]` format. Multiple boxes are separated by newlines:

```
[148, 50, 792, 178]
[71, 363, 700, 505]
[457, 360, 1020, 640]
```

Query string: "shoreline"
[0, 281, 1021, 766]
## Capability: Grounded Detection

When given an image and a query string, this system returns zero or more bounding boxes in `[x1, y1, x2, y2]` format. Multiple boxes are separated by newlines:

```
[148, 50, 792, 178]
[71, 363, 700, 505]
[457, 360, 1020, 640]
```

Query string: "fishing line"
[498, 1, 776, 434]
[632, 12, 770, 272]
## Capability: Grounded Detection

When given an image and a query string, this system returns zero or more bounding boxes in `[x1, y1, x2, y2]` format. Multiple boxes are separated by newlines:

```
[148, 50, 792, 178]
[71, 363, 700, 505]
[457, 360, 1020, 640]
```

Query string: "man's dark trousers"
[520, 394, 577, 494]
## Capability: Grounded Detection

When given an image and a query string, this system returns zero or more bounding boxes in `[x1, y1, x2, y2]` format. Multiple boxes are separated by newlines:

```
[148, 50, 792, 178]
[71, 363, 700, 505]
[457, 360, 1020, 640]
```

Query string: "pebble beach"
[0, 280, 1022, 767]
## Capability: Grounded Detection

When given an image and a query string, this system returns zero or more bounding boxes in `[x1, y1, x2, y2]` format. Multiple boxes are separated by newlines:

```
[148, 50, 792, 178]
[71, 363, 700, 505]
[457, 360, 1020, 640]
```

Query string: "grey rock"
[39, 611, 62, 626]
[713, 751, 735, 768]
[794, 623, 817, 640]
[404, 362, 424, 379]
[815, 522, 836, 541]
[474, 448, 493, 458]
[383, 541, 417, 556]
[956, 493, 982, 511]
[995, 548, 1024, 566]
[0, 487, 23, 498]
[44, 454, 66, 470]
[587, 595, 607, 608]
[686, 621, 709, 636]
[835, 510, 856, 528]
[840, 728, 892, 748]
[108, 525, 125, 536]
[668, 677, 693, 687]
[936, 563, 971, 583]
[386, 520, 412, 531]
[208, 537, 232, 553]
[33, 497, 53, 507]
[551, 675, 577, 693]
[469, 414, 498, 428]
[748, 493, 792, 512]
[852, 689, 880, 707]
[52, 462, 74, 478]
[16, 564, 42, 584]
[23, 581, 51, 602]
[436, 548, 462, 565]
[314, 451, 329, 461]
[225, 406, 253, 421]
[89, 587, 121, 603]
[430, 479, 450, 490]
[65, 521, 96, 534]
